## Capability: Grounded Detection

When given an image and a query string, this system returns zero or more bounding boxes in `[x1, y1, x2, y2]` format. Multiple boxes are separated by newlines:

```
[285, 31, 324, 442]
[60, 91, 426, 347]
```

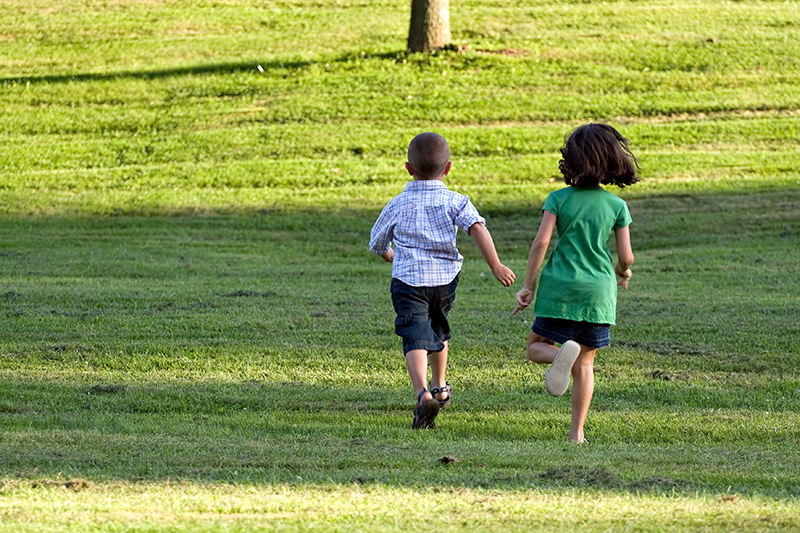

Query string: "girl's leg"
[405, 348, 433, 402]
[527, 331, 558, 363]
[569, 345, 596, 443]
[528, 330, 597, 442]
[428, 341, 449, 402]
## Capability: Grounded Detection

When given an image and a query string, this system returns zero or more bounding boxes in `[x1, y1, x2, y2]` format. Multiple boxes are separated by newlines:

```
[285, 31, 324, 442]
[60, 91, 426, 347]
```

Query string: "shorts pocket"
[395, 312, 413, 328]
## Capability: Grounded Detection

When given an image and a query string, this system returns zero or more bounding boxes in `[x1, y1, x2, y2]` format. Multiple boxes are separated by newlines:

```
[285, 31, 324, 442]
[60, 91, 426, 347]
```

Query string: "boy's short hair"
[558, 124, 639, 188]
[408, 132, 451, 179]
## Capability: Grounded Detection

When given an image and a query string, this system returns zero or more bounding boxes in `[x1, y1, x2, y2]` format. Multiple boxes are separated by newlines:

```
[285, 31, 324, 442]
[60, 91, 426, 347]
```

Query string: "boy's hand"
[380, 249, 394, 263]
[512, 286, 534, 316]
[614, 263, 632, 290]
[492, 264, 515, 287]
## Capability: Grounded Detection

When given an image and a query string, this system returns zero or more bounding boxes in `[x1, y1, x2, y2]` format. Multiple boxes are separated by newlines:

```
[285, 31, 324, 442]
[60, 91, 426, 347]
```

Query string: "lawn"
[1, 1, 799, 531]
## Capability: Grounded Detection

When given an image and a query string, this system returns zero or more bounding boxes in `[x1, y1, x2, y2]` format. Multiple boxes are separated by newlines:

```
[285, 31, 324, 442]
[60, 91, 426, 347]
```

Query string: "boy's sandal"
[429, 382, 452, 408]
[411, 389, 440, 430]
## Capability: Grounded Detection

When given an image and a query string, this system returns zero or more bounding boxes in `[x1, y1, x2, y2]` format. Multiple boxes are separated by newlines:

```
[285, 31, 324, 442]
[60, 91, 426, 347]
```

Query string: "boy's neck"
[413, 175, 446, 182]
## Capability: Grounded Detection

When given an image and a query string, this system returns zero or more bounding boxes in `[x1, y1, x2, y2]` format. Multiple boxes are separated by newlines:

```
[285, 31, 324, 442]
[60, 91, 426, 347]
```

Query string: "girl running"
[512, 123, 639, 443]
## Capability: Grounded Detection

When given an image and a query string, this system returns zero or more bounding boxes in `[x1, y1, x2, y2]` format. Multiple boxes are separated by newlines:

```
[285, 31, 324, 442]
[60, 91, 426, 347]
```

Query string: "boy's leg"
[569, 345, 596, 443]
[406, 348, 439, 429]
[405, 348, 433, 403]
[428, 341, 448, 402]
[527, 331, 558, 363]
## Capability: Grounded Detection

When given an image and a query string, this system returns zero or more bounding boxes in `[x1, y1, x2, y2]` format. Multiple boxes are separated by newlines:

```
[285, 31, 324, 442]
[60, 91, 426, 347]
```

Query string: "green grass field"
[1, 1, 799, 531]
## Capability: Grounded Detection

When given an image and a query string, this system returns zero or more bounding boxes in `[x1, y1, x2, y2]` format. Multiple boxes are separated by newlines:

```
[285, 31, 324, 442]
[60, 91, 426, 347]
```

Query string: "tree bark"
[407, 0, 451, 53]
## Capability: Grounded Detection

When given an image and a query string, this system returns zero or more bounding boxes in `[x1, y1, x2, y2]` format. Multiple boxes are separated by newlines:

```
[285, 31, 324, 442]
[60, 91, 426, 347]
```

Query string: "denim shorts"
[532, 316, 611, 349]
[390, 275, 458, 355]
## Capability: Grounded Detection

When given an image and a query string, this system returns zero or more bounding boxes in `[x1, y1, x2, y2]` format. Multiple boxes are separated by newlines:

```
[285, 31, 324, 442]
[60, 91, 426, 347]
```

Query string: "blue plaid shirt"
[369, 180, 485, 287]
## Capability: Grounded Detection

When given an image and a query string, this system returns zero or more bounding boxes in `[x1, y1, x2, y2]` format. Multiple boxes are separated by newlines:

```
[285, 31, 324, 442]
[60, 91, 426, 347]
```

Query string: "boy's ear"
[405, 162, 415, 176]
[442, 161, 452, 176]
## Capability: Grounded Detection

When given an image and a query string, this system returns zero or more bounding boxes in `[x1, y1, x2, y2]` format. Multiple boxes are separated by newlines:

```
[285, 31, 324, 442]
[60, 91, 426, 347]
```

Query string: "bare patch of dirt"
[476, 48, 527, 57]
[31, 479, 90, 491]
[220, 290, 276, 298]
[87, 384, 127, 395]
[540, 467, 619, 487]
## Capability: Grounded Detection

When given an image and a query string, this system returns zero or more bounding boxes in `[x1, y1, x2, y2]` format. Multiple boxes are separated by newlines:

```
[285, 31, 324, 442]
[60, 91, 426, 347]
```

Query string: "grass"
[1, 0, 800, 531]
[1, 0, 800, 214]
[1, 190, 799, 531]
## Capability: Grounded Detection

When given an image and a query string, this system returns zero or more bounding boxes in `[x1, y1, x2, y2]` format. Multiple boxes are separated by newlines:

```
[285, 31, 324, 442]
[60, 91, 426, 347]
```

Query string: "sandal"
[411, 389, 439, 429]
[545, 340, 580, 397]
[429, 381, 452, 407]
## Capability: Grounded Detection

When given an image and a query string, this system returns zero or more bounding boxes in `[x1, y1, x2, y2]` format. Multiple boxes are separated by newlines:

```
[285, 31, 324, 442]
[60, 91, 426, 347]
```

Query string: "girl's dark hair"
[558, 124, 640, 188]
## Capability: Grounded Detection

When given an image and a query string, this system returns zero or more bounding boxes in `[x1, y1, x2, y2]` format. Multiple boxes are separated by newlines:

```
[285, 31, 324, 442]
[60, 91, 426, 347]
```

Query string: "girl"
[512, 123, 638, 444]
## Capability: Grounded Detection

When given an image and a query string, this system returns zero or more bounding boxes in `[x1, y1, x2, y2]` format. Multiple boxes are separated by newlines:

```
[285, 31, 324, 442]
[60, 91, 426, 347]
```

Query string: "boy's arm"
[468, 222, 515, 287]
[369, 205, 395, 261]
[614, 225, 634, 290]
[512, 211, 556, 315]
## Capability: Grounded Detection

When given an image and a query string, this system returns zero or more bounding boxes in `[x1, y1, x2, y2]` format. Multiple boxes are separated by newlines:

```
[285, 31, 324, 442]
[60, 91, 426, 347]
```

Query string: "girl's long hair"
[558, 124, 640, 188]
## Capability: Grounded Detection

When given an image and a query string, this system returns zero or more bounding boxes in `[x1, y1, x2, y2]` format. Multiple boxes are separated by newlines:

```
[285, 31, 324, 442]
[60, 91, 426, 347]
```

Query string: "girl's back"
[534, 186, 632, 325]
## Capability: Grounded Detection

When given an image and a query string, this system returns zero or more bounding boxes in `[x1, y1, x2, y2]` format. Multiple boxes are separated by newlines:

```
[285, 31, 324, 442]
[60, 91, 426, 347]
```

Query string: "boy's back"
[369, 179, 485, 287]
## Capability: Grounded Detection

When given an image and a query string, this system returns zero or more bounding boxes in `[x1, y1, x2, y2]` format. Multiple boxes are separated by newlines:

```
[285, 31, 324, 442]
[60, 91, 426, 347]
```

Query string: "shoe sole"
[545, 340, 581, 397]
[412, 399, 440, 429]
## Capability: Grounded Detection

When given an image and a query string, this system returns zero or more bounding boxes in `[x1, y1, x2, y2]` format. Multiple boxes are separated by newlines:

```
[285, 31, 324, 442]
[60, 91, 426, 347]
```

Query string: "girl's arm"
[614, 225, 634, 290]
[512, 211, 557, 315]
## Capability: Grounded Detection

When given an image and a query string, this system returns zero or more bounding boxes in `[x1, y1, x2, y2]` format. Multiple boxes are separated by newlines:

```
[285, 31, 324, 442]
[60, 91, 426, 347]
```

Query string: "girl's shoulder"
[547, 186, 628, 215]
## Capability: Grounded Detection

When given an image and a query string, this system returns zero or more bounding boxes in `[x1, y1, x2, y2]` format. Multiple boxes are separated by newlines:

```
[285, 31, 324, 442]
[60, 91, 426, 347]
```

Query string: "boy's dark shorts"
[390, 275, 459, 355]
[532, 316, 611, 349]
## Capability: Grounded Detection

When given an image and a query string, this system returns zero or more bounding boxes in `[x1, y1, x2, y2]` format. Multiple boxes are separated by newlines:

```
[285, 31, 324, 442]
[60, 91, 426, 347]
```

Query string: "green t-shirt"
[533, 186, 632, 325]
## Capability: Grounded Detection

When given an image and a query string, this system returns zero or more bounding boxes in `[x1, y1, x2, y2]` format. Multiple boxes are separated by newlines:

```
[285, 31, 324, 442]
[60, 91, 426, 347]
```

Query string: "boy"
[369, 132, 515, 429]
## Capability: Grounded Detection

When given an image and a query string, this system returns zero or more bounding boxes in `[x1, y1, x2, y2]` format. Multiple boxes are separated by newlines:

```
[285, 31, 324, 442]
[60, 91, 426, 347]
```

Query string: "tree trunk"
[407, 0, 451, 53]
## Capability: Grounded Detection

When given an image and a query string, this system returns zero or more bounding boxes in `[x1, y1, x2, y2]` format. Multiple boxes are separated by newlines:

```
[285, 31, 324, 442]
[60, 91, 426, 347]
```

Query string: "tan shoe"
[544, 340, 580, 397]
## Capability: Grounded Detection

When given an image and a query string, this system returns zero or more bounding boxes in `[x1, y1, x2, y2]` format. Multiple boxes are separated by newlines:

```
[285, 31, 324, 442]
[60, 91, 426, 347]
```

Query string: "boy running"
[370, 132, 515, 429]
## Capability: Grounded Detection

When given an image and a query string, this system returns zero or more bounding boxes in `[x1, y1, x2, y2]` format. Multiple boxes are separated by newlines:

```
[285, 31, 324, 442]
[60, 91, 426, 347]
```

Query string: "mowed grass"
[1, 0, 800, 213]
[1, 192, 799, 531]
[1, 0, 800, 531]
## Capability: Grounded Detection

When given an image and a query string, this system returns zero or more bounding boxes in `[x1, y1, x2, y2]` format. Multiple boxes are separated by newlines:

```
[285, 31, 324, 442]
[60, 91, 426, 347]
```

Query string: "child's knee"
[528, 332, 554, 346]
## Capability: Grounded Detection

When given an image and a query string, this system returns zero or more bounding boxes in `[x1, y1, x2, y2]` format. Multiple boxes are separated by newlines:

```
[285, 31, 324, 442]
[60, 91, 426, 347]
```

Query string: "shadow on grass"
[0, 51, 413, 86]
[1, 377, 798, 497]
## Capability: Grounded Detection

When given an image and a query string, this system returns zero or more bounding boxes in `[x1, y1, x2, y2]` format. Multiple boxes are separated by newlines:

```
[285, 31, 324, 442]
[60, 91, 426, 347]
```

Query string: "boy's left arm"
[468, 222, 515, 287]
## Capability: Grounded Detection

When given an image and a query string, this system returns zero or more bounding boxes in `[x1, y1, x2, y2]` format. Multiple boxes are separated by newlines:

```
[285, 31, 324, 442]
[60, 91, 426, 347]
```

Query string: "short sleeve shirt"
[534, 187, 632, 325]
[369, 180, 485, 287]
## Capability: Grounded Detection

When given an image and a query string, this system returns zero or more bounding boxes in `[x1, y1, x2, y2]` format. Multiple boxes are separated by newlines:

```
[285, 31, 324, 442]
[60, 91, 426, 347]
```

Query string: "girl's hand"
[512, 287, 534, 315]
[615, 266, 632, 290]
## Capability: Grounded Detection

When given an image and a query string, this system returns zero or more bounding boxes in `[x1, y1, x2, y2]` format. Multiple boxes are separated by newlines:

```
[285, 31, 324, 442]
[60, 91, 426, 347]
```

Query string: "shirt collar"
[404, 179, 448, 191]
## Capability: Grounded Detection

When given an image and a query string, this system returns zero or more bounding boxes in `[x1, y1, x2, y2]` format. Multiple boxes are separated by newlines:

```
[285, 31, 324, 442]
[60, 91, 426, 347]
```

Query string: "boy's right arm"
[369, 205, 394, 260]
